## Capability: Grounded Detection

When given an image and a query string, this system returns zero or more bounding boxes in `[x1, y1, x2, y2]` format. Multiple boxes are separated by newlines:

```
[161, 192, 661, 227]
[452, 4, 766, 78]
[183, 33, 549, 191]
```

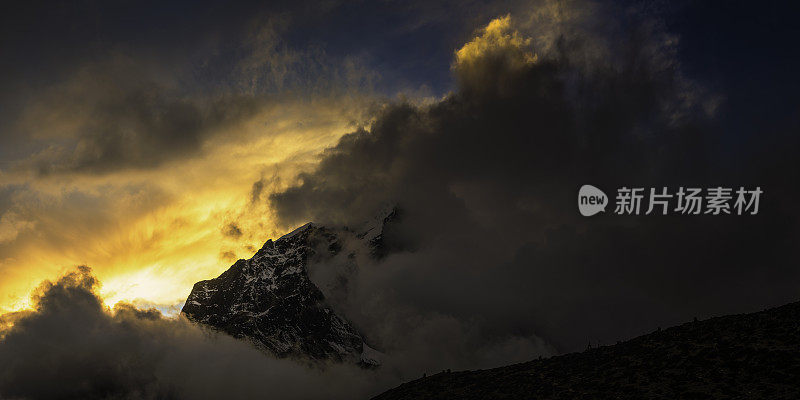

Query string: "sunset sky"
[1, 1, 800, 398]
[0, 0, 592, 313]
[0, 0, 453, 313]
[1, 0, 798, 333]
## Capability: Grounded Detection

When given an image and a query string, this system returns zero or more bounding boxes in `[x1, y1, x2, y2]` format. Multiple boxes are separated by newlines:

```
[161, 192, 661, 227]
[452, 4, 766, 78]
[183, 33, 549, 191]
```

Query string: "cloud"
[0, 267, 391, 400]
[269, 7, 800, 361]
[0, 212, 34, 244]
[16, 55, 260, 176]
[453, 14, 537, 96]
[222, 223, 243, 238]
[1, 266, 542, 399]
[0, 0, 565, 316]
[0, 4, 382, 312]
[0, 88, 375, 314]
[1, 2, 798, 396]
[6, 7, 382, 178]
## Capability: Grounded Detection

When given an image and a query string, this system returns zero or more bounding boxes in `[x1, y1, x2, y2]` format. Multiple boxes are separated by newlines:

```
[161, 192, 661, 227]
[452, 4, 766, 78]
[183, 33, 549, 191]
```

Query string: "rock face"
[181, 222, 381, 365]
[372, 300, 800, 399]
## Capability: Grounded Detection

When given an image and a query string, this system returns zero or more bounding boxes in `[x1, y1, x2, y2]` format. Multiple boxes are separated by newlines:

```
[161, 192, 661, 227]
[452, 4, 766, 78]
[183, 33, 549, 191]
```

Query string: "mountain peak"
[277, 222, 316, 241]
[182, 223, 378, 365]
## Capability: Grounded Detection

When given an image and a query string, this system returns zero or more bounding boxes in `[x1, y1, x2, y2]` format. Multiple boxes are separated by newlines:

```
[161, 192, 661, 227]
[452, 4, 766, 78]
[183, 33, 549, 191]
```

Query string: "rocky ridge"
[181, 218, 390, 365]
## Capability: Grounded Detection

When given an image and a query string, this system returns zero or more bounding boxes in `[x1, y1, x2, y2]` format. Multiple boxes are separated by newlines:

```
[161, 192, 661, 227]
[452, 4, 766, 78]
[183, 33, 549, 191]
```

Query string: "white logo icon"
[578, 184, 607, 216]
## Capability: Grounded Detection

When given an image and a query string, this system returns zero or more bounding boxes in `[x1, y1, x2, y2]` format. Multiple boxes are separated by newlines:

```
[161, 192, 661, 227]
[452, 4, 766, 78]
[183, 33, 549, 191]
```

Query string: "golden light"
[0, 96, 374, 315]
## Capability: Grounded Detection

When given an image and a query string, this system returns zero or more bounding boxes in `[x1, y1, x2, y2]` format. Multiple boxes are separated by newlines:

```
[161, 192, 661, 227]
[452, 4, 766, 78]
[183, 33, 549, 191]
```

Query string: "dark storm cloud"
[32, 88, 261, 175]
[270, 10, 800, 357]
[0, 0, 541, 176]
[0, 0, 257, 154]
[0, 267, 386, 400]
[0, 0, 372, 176]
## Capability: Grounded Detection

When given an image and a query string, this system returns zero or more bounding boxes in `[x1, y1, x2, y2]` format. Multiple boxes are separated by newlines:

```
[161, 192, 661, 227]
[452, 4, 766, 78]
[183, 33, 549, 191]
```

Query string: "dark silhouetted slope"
[374, 301, 800, 399]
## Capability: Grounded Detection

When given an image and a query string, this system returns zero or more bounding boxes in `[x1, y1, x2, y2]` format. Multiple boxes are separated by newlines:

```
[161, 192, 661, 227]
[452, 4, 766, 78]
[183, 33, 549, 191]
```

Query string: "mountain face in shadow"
[181, 221, 388, 365]
[373, 300, 800, 399]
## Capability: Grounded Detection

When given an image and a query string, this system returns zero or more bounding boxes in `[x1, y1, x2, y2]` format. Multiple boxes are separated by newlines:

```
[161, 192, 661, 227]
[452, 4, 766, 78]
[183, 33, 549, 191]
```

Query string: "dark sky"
[2, 0, 798, 114]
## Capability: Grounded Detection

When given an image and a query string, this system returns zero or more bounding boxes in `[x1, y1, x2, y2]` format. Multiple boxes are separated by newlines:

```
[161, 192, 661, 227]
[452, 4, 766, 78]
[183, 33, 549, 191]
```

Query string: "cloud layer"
[270, 9, 800, 357]
[0, 7, 380, 312]
[1, 1, 799, 398]
[0, 267, 389, 400]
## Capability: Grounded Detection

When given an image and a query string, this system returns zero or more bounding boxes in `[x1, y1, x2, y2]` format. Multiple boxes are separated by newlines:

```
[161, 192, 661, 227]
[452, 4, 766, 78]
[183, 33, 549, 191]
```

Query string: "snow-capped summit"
[182, 223, 382, 365]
